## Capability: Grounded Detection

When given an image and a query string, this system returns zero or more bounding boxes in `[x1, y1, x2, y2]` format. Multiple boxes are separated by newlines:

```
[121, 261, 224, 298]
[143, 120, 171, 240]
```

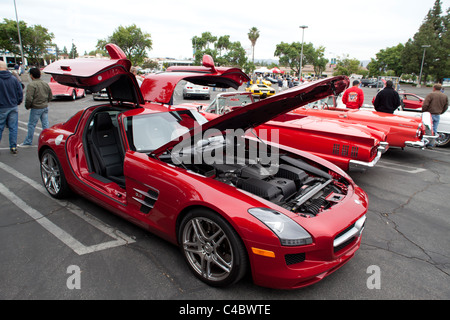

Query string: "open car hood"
[140, 55, 250, 104]
[43, 44, 144, 105]
[151, 75, 349, 156]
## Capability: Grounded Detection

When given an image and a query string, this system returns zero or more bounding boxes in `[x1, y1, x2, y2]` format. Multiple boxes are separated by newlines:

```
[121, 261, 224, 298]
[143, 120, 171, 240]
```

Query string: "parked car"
[182, 82, 210, 99]
[193, 91, 388, 172]
[48, 77, 85, 100]
[246, 83, 276, 98]
[41, 44, 368, 290]
[93, 88, 109, 100]
[360, 78, 375, 87]
[394, 106, 450, 147]
[293, 95, 432, 149]
[398, 92, 424, 111]
[367, 79, 385, 88]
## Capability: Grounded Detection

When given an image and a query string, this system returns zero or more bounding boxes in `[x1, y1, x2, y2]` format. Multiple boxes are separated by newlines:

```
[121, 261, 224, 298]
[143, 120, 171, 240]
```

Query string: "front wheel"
[436, 132, 450, 147]
[40, 149, 70, 198]
[179, 209, 247, 287]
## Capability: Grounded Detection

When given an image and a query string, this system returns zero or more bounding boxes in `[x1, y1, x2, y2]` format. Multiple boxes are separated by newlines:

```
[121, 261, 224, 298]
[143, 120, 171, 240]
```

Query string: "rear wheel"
[436, 132, 450, 147]
[72, 90, 76, 100]
[179, 209, 247, 287]
[40, 149, 70, 198]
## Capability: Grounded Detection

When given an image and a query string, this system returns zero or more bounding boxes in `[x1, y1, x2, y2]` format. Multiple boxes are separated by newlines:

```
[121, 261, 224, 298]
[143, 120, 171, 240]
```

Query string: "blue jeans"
[0, 106, 19, 149]
[429, 114, 440, 146]
[23, 107, 49, 145]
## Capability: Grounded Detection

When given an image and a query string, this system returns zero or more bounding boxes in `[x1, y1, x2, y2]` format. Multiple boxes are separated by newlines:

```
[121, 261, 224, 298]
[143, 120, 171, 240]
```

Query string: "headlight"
[248, 208, 312, 246]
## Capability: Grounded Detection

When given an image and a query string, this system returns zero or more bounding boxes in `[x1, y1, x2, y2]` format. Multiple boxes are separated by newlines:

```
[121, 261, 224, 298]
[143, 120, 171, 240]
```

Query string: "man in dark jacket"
[373, 80, 400, 114]
[0, 61, 23, 154]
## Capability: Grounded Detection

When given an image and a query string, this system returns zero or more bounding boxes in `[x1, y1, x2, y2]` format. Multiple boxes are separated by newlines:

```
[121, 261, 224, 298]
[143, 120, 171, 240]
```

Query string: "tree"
[0, 19, 54, 66]
[192, 32, 248, 68]
[401, 0, 449, 83]
[248, 27, 260, 64]
[69, 43, 78, 59]
[274, 42, 327, 77]
[368, 43, 405, 77]
[308, 46, 328, 77]
[333, 55, 364, 76]
[274, 42, 302, 75]
[97, 24, 152, 66]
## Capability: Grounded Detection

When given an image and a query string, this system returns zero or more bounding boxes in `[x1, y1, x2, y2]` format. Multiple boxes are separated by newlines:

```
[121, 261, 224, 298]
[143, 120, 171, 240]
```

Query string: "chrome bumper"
[349, 150, 382, 171]
[348, 142, 387, 171]
[405, 134, 439, 149]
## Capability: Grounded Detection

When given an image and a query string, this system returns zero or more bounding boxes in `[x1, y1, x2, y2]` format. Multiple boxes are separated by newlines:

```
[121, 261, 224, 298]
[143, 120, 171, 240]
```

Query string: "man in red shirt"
[342, 80, 364, 109]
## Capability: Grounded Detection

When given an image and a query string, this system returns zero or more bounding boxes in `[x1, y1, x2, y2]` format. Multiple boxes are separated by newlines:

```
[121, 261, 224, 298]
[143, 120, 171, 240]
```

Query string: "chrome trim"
[405, 134, 439, 149]
[378, 142, 389, 154]
[405, 140, 426, 148]
[132, 187, 159, 213]
[333, 215, 366, 248]
[348, 150, 382, 171]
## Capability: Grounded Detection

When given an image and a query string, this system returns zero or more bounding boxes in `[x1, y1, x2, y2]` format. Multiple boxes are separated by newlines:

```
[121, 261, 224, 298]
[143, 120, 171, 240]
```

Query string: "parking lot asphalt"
[0, 75, 449, 301]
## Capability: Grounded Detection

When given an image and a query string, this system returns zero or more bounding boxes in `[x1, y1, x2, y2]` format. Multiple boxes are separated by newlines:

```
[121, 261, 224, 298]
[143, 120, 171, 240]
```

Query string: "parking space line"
[377, 160, 427, 173]
[0, 161, 135, 255]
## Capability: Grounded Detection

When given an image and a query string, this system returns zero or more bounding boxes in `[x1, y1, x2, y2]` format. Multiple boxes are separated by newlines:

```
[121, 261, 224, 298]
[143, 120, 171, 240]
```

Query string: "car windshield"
[125, 110, 208, 152]
[205, 94, 254, 115]
[305, 95, 335, 108]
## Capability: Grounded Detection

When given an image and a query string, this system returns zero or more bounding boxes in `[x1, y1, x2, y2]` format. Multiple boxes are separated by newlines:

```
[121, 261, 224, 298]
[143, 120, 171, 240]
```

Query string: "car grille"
[333, 215, 366, 253]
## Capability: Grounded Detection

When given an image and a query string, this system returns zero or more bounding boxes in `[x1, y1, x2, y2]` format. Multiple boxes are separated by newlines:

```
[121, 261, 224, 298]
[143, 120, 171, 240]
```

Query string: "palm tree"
[248, 27, 260, 63]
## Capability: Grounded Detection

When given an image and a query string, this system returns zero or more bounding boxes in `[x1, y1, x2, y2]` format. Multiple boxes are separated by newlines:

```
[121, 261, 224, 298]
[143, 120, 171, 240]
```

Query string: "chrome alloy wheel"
[436, 132, 450, 147]
[182, 217, 234, 282]
[41, 151, 63, 196]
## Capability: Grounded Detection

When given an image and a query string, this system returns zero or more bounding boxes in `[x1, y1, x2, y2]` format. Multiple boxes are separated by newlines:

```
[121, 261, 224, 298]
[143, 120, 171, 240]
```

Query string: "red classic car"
[186, 91, 388, 172]
[41, 44, 368, 289]
[292, 95, 431, 149]
[48, 77, 85, 100]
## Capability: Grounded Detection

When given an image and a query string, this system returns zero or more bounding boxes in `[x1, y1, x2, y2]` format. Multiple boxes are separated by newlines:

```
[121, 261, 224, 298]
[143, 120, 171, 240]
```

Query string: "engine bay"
[167, 144, 349, 217]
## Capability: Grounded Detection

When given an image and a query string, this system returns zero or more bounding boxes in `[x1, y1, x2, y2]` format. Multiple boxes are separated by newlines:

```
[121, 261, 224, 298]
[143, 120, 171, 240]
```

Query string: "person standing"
[131, 66, 143, 87]
[20, 68, 52, 147]
[373, 80, 400, 114]
[422, 83, 449, 148]
[342, 80, 364, 109]
[0, 61, 23, 154]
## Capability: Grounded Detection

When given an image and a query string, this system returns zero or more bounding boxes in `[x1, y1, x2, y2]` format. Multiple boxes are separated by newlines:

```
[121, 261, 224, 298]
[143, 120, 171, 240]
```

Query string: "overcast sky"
[2, 0, 449, 62]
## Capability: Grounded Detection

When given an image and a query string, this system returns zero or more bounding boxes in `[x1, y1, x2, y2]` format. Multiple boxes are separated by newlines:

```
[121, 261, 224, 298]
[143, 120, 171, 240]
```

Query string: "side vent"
[132, 187, 159, 214]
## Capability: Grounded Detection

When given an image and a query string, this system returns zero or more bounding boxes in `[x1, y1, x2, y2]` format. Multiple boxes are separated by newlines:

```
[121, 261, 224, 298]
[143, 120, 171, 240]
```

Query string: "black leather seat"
[89, 112, 125, 188]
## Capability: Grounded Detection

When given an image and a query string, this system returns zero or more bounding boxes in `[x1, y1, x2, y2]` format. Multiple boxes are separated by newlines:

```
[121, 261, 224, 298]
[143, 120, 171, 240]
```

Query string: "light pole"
[13, 0, 25, 67]
[418, 45, 431, 87]
[299, 25, 308, 80]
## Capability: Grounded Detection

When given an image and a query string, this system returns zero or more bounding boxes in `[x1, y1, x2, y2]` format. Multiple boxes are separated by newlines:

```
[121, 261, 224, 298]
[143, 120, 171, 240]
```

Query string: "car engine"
[175, 150, 349, 217]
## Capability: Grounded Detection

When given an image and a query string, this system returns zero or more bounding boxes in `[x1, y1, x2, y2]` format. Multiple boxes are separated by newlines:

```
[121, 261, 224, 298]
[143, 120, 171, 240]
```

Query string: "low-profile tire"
[72, 90, 76, 100]
[178, 208, 247, 287]
[40, 149, 70, 199]
[436, 132, 450, 148]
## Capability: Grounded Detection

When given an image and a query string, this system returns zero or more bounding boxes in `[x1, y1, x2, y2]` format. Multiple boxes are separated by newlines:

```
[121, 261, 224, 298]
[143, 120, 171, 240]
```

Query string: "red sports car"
[48, 77, 85, 100]
[187, 91, 388, 172]
[40, 44, 368, 289]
